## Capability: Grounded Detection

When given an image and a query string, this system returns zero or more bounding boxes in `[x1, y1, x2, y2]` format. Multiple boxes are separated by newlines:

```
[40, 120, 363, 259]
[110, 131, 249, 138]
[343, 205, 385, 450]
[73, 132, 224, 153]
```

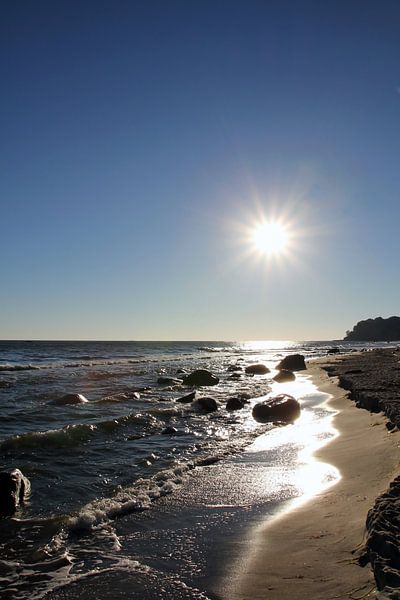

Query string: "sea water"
[0, 340, 383, 599]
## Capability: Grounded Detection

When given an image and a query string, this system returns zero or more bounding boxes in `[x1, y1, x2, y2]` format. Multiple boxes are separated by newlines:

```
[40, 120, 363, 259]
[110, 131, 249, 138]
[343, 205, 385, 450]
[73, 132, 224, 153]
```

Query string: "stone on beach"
[245, 364, 270, 375]
[182, 370, 219, 386]
[276, 353, 306, 371]
[54, 393, 89, 405]
[227, 365, 243, 372]
[0, 469, 30, 516]
[273, 369, 296, 383]
[226, 397, 246, 411]
[252, 394, 301, 423]
[197, 397, 218, 412]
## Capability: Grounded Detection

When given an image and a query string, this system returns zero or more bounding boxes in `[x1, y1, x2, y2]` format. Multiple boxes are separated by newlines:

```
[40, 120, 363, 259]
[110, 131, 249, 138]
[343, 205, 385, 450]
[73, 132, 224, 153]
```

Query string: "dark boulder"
[0, 469, 30, 516]
[161, 426, 178, 435]
[273, 370, 296, 383]
[157, 376, 182, 385]
[183, 370, 219, 386]
[252, 394, 301, 423]
[245, 364, 270, 375]
[176, 391, 196, 404]
[276, 354, 306, 371]
[197, 397, 218, 412]
[226, 397, 246, 411]
[327, 348, 341, 354]
[54, 393, 89, 405]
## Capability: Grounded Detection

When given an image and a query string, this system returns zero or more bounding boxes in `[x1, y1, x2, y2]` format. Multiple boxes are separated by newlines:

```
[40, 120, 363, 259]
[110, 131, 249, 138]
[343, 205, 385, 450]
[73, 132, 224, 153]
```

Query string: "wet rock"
[0, 469, 30, 516]
[157, 376, 182, 386]
[252, 394, 301, 423]
[54, 393, 89, 405]
[327, 347, 341, 354]
[276, 354, 306, 371]
[176, 368, 188, 375]
[161, 426, 178, 435]
[273, 369, 296, 383]
[227, 365, 243, 372]
[176, 391, 196, 404]
[226, 397, 246, 411]
[245, 364, 270, 375]
[386, 421, 397, 431]
[227, 373, 242, 380]
[197, 397, 218, 412]
[183, 370, 219, 386]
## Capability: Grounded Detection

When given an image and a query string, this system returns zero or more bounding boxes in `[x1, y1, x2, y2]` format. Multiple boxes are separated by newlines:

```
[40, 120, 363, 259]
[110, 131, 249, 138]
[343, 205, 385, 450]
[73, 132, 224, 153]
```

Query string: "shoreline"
[230, 357, 400, 600]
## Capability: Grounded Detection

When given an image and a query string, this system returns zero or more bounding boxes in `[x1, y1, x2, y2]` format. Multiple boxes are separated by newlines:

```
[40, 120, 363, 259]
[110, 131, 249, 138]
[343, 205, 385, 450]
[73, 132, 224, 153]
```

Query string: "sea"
[0, 339, 387, 599]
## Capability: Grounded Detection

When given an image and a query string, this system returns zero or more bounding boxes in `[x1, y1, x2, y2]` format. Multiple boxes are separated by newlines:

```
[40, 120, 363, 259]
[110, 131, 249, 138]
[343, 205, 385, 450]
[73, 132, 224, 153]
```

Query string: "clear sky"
[1, 1, 400, 341]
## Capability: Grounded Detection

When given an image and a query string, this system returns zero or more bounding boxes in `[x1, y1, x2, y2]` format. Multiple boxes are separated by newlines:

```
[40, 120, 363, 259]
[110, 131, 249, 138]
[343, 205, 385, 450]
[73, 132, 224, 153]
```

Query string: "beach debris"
[252, 394, 301, 423]
[53, 393, 89, 405]
[273, 369, 296, 383]
[197, 397, 218, 412]
[0, 469, 30, 516]
[226, 397, 246, 411]
[245, 363, 270, 375]
[175, 391, 196, 403]
[157, 376, 183, 386]
[182, 369, 219, 386]
[276, 354, 306, 371]
[161, 426, 179, 435]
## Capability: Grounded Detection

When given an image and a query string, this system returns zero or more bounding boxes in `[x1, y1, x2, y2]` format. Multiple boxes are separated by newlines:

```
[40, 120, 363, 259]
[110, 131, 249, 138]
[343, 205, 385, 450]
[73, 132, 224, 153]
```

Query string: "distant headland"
[344, 316, 400, 341]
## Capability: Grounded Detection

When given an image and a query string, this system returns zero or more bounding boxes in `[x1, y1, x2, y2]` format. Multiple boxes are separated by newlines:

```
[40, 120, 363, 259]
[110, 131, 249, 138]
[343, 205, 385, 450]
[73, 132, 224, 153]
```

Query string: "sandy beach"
[233, 357, 400, 600]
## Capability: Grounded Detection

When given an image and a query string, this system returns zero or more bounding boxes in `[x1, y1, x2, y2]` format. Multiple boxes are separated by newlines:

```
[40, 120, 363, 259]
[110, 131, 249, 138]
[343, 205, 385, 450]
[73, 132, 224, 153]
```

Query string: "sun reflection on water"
[245, 378, 340, 508]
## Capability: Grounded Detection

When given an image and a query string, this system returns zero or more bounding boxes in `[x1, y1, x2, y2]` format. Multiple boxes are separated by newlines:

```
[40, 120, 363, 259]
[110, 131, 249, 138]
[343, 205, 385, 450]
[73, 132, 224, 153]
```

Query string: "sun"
[252, 221, 289, 255]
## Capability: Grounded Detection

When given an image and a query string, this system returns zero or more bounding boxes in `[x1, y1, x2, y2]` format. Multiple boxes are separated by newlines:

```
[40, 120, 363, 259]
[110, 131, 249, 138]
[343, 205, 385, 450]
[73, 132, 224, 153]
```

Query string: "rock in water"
[197, 397, 218, 412]
[226, 397, 246, 411]
[245, 364, 270, 374]
[276, 354, 306, 371]
[252, 394, 301, 423]
[0, 469, 30, 516]
[327, 347, 341, 354]
[161, 426, 178, 435]
[183, 370, 219, 386]
[227, 365, 243, 372]
[54, 393, 89, 405]
[273, 370, 296, 383]
[176, 391, 196, 403]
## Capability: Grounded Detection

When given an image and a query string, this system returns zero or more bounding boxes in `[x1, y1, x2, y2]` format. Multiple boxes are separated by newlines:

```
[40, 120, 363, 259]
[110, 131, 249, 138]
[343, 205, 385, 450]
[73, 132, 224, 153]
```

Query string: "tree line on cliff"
[344, 316, 400, 341]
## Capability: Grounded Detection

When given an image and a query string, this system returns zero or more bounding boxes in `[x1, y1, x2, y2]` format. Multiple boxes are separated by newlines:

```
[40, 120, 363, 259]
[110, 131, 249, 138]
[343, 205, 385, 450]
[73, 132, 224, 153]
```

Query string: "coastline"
[231, 357, 400, 600]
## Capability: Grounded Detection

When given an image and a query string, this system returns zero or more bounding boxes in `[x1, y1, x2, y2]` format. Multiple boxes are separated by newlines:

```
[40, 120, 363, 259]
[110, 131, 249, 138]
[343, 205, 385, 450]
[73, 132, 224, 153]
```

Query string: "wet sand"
[231, 358, 400, 600]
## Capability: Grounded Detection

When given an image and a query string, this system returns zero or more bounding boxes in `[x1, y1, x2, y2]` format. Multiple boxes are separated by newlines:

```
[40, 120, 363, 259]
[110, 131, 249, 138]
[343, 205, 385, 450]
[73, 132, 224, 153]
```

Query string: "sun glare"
[252, 221, 289, 256]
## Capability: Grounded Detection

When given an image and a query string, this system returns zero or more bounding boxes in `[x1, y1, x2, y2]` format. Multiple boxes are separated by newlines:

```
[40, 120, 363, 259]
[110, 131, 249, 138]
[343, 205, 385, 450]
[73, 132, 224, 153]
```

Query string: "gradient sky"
[1, 1, 400, 340]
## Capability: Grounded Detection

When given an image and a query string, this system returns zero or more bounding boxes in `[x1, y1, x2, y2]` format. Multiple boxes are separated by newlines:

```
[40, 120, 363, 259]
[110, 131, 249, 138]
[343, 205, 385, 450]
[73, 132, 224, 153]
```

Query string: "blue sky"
[1, 1, 400, 340]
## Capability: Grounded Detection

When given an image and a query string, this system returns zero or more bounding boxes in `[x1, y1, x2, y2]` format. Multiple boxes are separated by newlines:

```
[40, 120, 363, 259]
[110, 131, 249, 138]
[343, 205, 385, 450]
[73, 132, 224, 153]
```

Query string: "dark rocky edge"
[344, 316, 400, 341]
[321, 348, 400, 598]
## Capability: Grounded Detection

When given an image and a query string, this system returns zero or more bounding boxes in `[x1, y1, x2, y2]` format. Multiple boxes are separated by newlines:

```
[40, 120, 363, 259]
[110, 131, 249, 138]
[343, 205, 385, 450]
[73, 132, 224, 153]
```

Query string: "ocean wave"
[0, 364, 42, 371]
[0, 358, 147, 373]
[199, 346, 228, 353]
[68, 462, 193, 532]
[0, 412, 161, 451]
